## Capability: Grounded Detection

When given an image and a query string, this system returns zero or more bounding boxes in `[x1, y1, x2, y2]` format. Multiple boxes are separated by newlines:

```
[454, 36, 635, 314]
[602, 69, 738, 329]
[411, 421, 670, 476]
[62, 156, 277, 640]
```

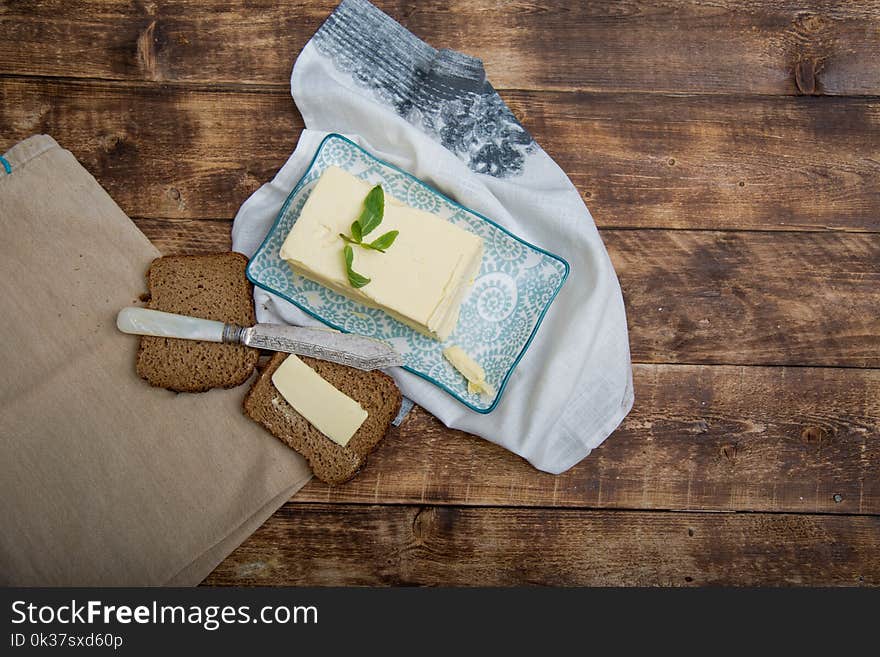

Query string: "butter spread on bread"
[271, 354, 367, 447]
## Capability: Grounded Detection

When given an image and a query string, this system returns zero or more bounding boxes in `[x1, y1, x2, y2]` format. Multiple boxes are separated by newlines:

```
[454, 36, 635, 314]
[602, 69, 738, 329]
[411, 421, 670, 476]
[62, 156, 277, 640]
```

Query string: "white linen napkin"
[232, 0, 633, 474]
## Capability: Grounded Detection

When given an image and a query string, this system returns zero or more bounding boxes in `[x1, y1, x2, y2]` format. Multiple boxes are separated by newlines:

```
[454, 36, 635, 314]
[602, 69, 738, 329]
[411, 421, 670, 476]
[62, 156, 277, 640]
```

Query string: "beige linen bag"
[0, 135, 311, 585]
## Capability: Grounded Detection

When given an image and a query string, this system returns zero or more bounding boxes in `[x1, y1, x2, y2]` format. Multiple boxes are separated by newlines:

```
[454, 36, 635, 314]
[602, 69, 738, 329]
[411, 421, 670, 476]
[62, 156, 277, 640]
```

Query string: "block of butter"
[279, 166, 484, 341]
[271, 353, 367, 447]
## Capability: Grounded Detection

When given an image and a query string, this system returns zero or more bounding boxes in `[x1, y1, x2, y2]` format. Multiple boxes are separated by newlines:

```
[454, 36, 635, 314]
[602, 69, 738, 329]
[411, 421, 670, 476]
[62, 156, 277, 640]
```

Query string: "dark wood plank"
[134, 217, 880, 368]
[4, 1, 880, 95]
[511, 92, 880, 232]
[3, 78, 880, 232]
[0, 79, 299, 223]
[204, 503, 880, 585]
[295, 365, 880, 514]
[134, 217, 232, 253]
[609, 230, 880, 367]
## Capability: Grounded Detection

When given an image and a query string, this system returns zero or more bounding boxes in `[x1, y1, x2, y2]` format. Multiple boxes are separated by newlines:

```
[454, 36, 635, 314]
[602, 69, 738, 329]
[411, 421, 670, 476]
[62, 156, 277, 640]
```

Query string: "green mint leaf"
[347, 269, 371, 288]
[362, 230, 399, 253]
[339, 187, 393, 286]
[343, 244, 371, 288]
[357, 185, 384, 237]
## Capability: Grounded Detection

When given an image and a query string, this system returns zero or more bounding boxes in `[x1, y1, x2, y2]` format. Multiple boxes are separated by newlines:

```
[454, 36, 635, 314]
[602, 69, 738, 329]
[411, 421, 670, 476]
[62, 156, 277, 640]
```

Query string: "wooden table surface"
[4, 1, 878, 586]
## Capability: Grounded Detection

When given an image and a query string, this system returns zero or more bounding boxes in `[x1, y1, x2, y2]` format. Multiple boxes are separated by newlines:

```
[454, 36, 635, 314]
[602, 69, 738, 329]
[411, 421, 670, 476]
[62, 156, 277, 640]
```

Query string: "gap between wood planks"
[0, 72, 292, 95]
[5, 71, 880, 101]
[130, 215, 880, 236]
[284, 499, 880, 518]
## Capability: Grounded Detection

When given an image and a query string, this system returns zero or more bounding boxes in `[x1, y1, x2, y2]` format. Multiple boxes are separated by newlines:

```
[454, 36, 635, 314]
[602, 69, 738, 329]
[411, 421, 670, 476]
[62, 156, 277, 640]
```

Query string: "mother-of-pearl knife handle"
[116, 307, 231, 343]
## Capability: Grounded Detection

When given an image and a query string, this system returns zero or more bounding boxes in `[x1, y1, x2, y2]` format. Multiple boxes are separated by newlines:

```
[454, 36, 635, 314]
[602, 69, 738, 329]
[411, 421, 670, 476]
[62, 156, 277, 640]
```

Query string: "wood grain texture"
[203, 503, 880, 586]
[134, 218, 232, 253]
[3, 78, 880, 232]
[511, 92, 880, 232]
[4, 1, 880, 95]
[0, 79, 300, 222]
[610, 230, 880, 367]
[133, 217, 880, 368]
[295, 365, 880, 515]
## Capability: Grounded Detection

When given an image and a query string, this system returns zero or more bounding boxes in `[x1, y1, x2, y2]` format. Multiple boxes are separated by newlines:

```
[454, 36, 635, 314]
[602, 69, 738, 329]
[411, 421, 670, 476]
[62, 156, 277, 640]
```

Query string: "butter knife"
[116, 307, 404, 371]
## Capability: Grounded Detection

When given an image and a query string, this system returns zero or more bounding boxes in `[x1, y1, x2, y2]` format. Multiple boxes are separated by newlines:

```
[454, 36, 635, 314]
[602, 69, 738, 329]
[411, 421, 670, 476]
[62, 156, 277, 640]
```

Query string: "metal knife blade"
[116, 307, 404, 371]
[236, 323, 404, 371]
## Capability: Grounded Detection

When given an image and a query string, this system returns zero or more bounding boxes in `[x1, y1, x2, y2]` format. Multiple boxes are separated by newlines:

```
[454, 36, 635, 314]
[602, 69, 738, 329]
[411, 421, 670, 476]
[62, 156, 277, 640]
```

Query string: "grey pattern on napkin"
[313, 0, 536, 178]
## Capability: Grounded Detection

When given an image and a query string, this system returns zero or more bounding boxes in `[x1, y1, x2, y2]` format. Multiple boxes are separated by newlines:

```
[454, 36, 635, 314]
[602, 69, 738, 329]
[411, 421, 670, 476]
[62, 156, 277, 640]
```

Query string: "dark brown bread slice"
[136, 252, 259, 392]
[243, 352, 402, 485]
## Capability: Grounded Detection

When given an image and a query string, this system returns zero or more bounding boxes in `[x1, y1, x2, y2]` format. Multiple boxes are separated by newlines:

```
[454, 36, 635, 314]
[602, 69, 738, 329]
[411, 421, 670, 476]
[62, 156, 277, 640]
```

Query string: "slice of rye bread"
[244, 352, 402, 484]
[136, 252, 259, 392]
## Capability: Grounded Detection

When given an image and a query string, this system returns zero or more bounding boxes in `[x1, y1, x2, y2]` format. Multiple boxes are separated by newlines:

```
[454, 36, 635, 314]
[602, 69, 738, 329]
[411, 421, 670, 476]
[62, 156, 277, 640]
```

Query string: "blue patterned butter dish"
[247, 134, 569, 413]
